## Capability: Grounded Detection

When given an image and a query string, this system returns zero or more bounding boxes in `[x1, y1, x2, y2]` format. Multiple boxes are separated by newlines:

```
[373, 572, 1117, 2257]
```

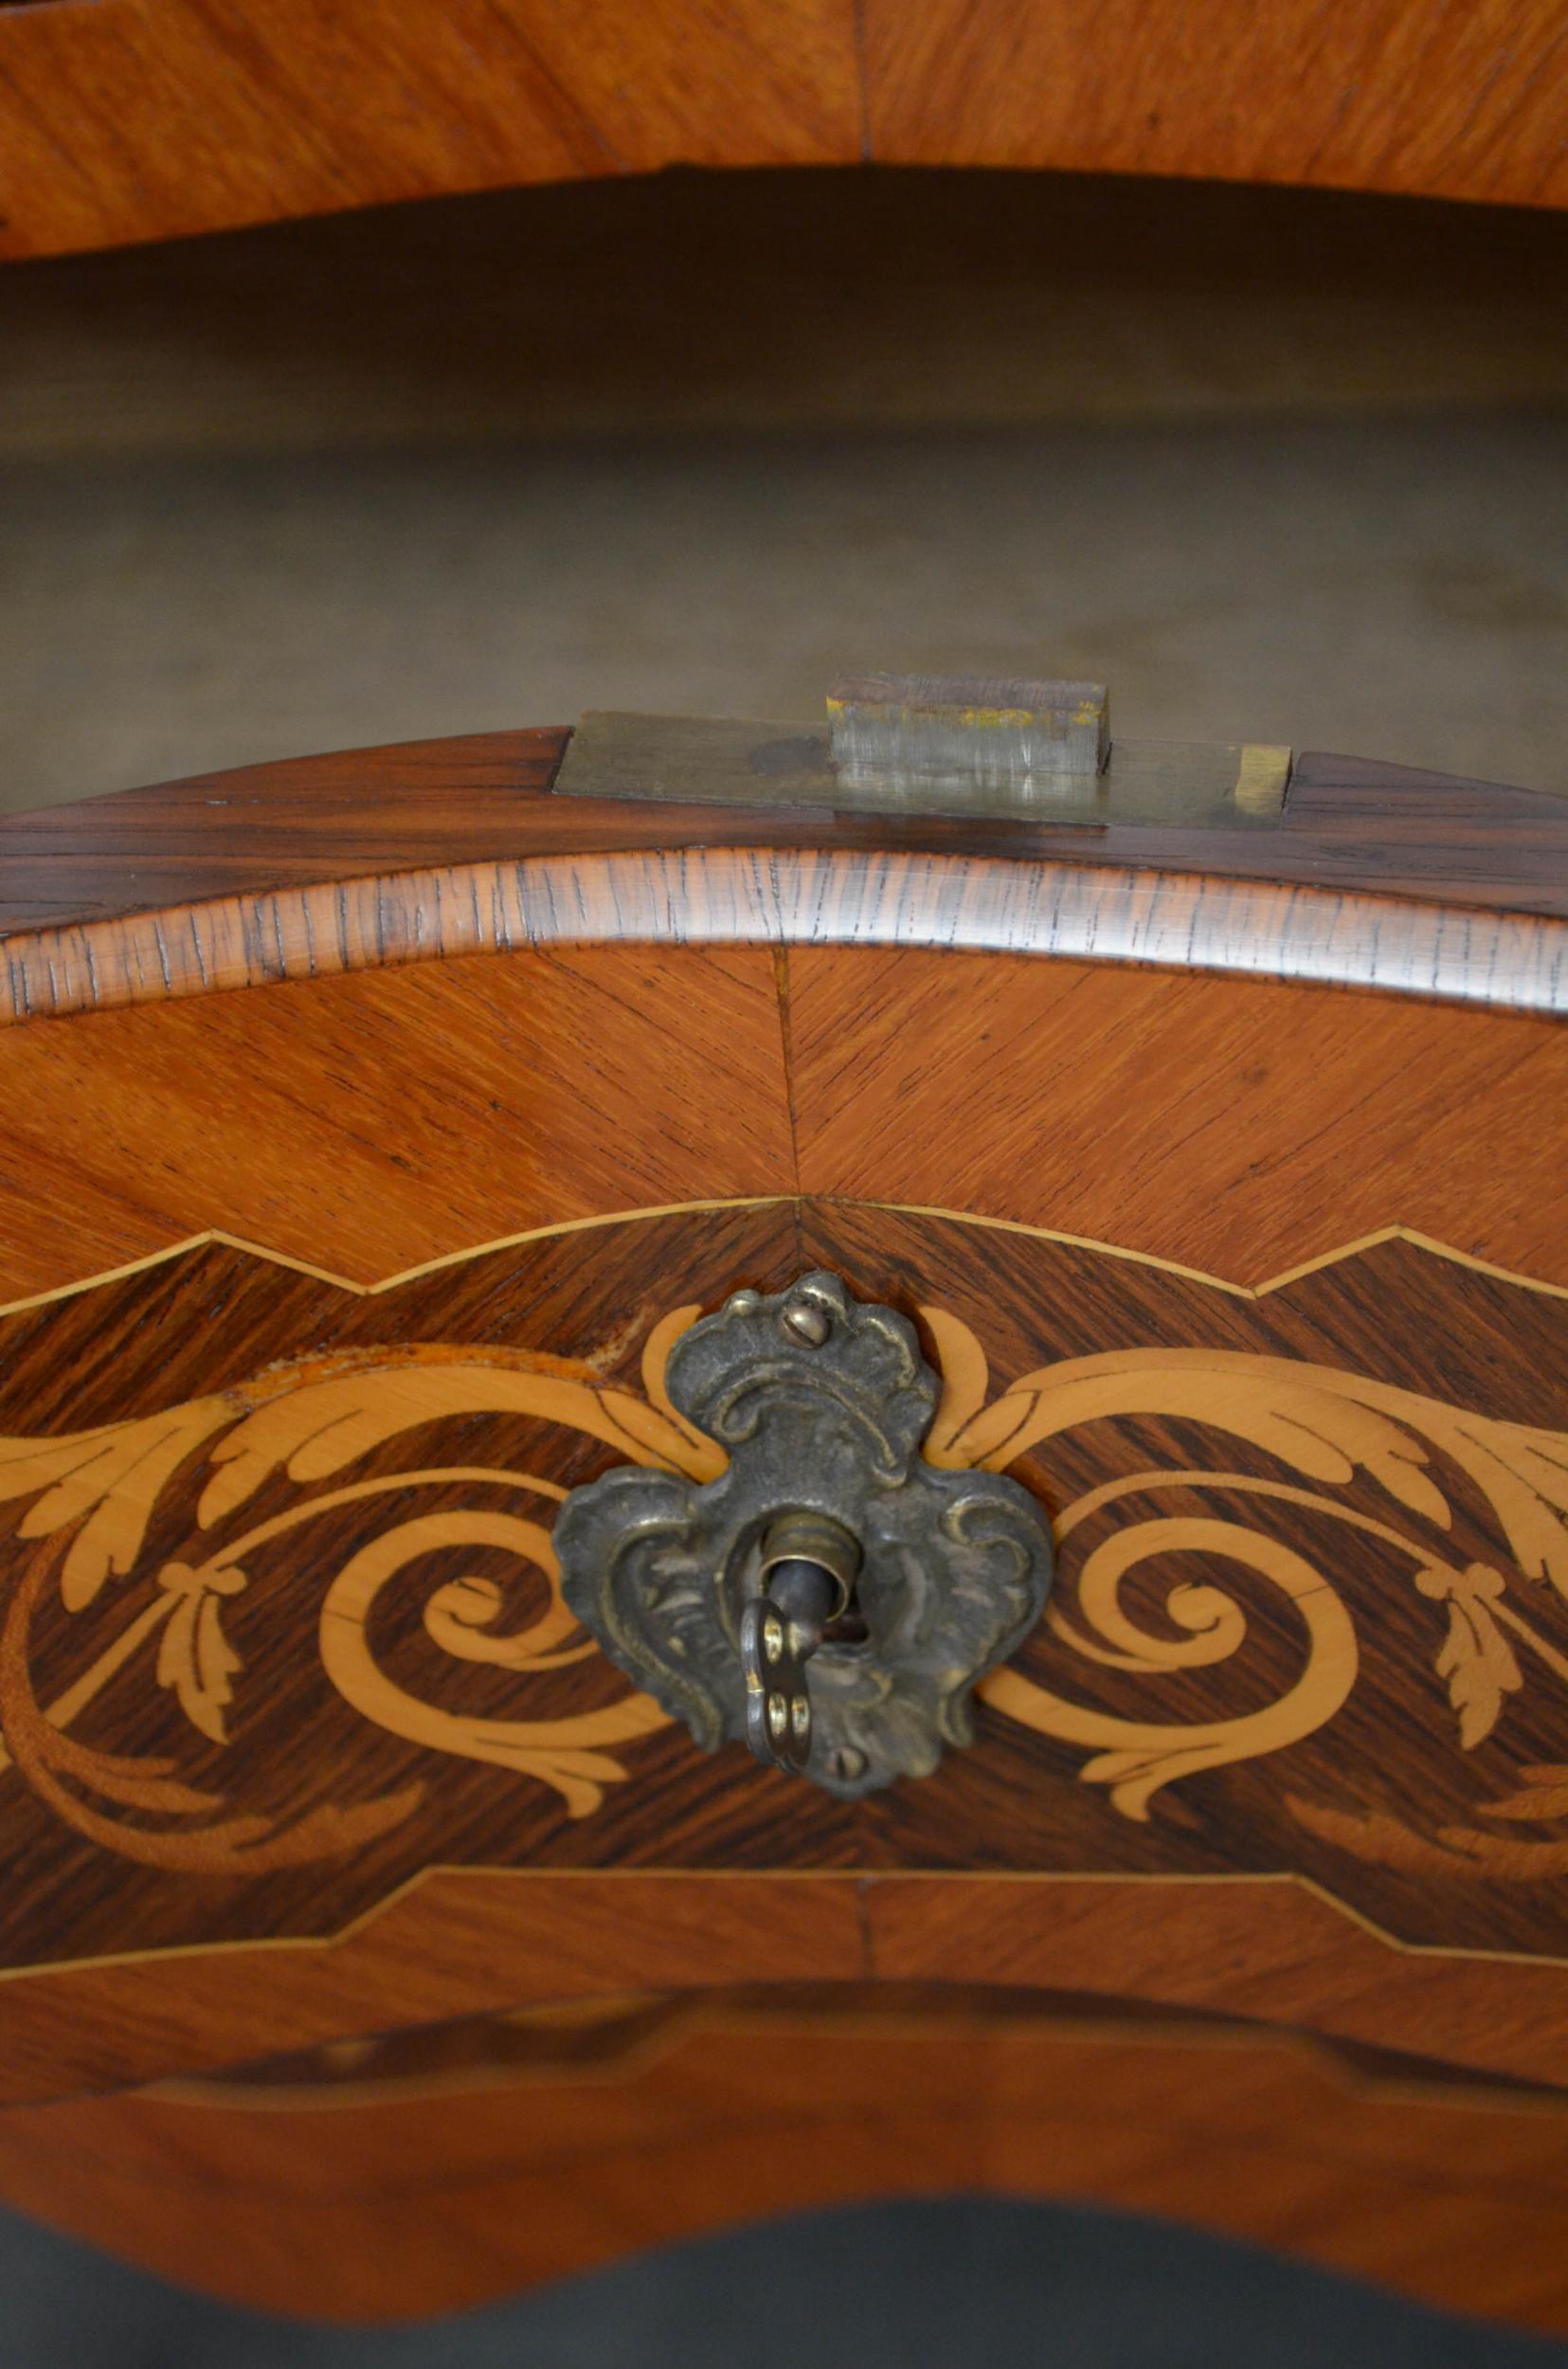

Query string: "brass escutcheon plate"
[553, 1273, 1055, 1797]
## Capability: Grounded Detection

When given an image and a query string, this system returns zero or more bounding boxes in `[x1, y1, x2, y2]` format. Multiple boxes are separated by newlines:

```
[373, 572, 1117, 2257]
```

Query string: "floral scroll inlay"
[0, 1321, 719, 1867]
[922, 1313, 1568, 1867]
[0, 1274, 1565, 1890]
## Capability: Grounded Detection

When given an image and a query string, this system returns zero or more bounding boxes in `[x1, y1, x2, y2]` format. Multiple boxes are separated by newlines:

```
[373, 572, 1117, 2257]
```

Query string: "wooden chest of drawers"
[0, 716, 1563, 2326]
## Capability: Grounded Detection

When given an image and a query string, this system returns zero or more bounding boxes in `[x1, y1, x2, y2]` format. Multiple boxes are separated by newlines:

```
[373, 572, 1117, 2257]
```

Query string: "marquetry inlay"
[0, 1197, 1565, 1972]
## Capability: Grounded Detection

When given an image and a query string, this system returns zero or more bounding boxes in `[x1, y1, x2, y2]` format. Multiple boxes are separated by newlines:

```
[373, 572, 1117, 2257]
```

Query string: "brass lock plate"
[552, 1274, 1054, 1797]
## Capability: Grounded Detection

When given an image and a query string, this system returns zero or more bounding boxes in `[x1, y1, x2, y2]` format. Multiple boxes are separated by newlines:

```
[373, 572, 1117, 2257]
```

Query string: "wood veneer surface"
[0, 1203, 1566, 2102]
[5, 1995, 1568, 2326]
[865, 0, 1568, 210]
[1, 737, 1567, 1029]
[789, 950, 1568, 1285]
[0, 714, 1562, 2343]
[0, 946, 793, 1294]
[0, 944, 1562, 1296]
[3, 736, 1567, 934]
[0, 0, 1564, 258]
[0, 0, 859, 260]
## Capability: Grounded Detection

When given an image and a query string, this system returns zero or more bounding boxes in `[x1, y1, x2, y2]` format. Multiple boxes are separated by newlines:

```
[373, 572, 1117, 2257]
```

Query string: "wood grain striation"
[1, 0, 1564, 258]
[8, 1989, 1568, 2327]
[864, 0, 1568, 208]
[0, 706, 1561, 2334]
[0, 0, 860, 259]
[0, 1208, 1566, 2003]
[1, 733, 1566, 1024]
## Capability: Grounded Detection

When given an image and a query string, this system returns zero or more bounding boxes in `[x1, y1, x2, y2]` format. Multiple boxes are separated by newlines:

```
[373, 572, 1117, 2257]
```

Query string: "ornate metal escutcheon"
[554, 1273, 1054, 1797]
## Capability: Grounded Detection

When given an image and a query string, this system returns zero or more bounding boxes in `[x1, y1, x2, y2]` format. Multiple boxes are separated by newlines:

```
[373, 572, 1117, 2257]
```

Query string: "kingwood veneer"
[0, 723, 1564, 2326]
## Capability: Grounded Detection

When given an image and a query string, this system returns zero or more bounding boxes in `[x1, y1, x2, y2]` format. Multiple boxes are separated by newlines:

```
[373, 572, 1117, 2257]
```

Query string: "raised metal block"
[552, 708, 1289, 828]
[827, 670, 1109, 787]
